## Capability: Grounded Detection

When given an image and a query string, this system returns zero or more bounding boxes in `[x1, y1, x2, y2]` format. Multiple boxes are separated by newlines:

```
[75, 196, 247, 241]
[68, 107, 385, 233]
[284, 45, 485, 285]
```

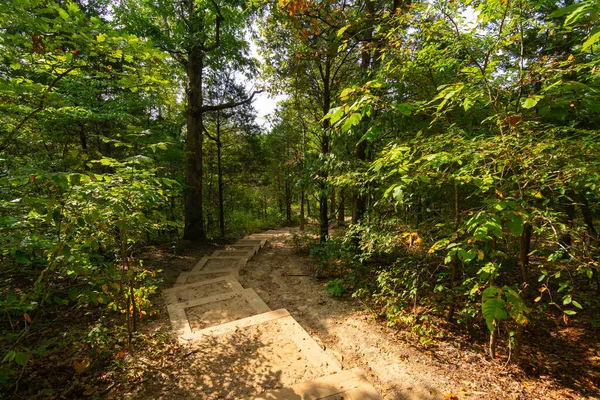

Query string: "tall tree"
[118, 0, 260, 240]
[259, 0, 359, 241]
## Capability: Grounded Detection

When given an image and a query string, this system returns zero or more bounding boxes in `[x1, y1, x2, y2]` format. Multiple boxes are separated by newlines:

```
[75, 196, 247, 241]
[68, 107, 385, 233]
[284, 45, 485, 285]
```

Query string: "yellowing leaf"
[74, 357, 91, 374]
[534, 296, 542, 302]
[477, 249, 484, 260]
[83, 385, 97, 396]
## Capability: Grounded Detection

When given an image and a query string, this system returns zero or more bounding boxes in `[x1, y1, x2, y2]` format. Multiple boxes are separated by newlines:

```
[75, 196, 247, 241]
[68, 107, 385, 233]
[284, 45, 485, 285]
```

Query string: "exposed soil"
[91, 229, 599, 400]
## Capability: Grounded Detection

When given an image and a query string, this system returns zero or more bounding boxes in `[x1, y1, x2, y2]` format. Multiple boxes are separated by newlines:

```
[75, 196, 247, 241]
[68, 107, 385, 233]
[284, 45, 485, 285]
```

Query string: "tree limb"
[200, 89, 264, 113]
[201, 0, 223, 53]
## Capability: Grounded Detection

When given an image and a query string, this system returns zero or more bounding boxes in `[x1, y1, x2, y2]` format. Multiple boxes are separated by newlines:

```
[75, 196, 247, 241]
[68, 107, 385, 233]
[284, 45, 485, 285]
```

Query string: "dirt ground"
[99, 228, 599, 400]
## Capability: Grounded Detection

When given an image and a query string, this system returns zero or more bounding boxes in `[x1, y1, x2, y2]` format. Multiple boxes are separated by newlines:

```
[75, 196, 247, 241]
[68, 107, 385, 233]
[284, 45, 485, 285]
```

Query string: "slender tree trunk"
[447, 184, 460, 321]
[337, 189, 345, 224]
[277, 172, 283, 215]
[319, 59, 332, 243]
[353, 0, 374, 225]
[330, 187, 336, 220]
[216, 112, 225, 239]
[285, 173, 292, 224]
[514, 221, 533, 359]
[183, 49, 206, 241]
[300, 188, 305, 231]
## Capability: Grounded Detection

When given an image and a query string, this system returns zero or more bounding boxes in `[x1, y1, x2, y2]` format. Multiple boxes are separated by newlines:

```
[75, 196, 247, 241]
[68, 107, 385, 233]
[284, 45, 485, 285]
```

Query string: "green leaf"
[582, 30, 600, 51]
[341, 113, 362, 132]
[15, 352, 28, 366]
[327, 106, 344, 124]
[14, 250, 31, 265]
[337, 24, 351, 38]
[393, 103, 412, 116]
[572, 300, 583, 309]
[10, 63, 20, 71]
[463, 96, 475, 111]
[563, 310, 577, 316]
[507, 214, 524, 236]
[482, 297, 508, 332]
[548, 2, 583, 18]
[521, 96, 542, 109]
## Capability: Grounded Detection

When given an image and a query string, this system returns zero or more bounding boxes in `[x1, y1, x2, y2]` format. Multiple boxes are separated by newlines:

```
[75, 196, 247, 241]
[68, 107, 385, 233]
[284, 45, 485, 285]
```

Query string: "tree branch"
[201, 0, 223, 52]
[200, 89, 264, 113]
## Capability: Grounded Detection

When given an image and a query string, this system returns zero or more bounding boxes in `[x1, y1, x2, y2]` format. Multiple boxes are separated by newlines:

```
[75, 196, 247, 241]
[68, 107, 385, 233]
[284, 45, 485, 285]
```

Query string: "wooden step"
[168, 288, 270, 341]
[191, 256, 247, 273]
[183, 309, 340, 374]
[236, 239, 268, 248]
[253, 368, 382, 400]
[175, 270, 238, 286]
[212, 249, 255, 260]
[163, 275, 243, 305]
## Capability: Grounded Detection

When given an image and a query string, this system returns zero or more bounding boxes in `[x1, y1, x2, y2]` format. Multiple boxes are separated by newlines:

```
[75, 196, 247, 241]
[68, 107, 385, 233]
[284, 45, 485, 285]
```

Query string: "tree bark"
[330, 187, 336, 220]
[319, 58, 332, 243]
[353, 0, 374, 225]
[337, 189, 345, 224]
[300, 188, 305, 231]
[183, 48, 206, 241]
[285, 170, 292, 224]
[216, 112, 225, 239]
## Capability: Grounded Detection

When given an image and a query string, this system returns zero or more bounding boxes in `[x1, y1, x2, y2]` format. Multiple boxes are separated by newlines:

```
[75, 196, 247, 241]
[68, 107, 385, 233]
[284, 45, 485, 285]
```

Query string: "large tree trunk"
[319, 59, 332, 243]
[183, 50, 206, 241]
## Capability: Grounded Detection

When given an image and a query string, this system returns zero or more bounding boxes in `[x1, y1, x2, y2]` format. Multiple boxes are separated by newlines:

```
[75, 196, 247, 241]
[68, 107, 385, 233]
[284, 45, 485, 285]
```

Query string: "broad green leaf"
[521, 96, 542, 109]
[582, 30, 600, 51]
[15, 352, 28, 366]
[482, 297, 508, 332]
[341, 113, 362, 132]
[507, 214, 523, 236]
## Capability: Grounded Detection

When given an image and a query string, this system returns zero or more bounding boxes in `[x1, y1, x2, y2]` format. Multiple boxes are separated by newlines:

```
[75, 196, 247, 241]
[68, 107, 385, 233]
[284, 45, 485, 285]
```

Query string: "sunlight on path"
[164, 228, 382, 399]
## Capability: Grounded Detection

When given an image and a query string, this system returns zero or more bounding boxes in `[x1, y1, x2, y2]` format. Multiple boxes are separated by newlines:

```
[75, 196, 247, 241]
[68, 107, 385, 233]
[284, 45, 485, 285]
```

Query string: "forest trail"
[163, 228, 384, 399]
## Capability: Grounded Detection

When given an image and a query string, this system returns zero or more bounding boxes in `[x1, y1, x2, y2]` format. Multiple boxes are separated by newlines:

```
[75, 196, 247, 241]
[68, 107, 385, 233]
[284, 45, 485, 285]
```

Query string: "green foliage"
[271, 0, 600, 360]
[325, 278, 347, 297]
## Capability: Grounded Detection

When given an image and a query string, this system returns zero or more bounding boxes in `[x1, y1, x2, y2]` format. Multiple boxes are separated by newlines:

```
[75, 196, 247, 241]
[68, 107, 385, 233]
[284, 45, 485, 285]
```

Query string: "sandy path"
[238, 229, 449, 400]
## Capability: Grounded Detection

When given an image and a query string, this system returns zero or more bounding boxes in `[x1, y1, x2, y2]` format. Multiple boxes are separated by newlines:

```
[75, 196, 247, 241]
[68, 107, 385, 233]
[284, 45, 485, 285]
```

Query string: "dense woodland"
[1, 0, 599, 397]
